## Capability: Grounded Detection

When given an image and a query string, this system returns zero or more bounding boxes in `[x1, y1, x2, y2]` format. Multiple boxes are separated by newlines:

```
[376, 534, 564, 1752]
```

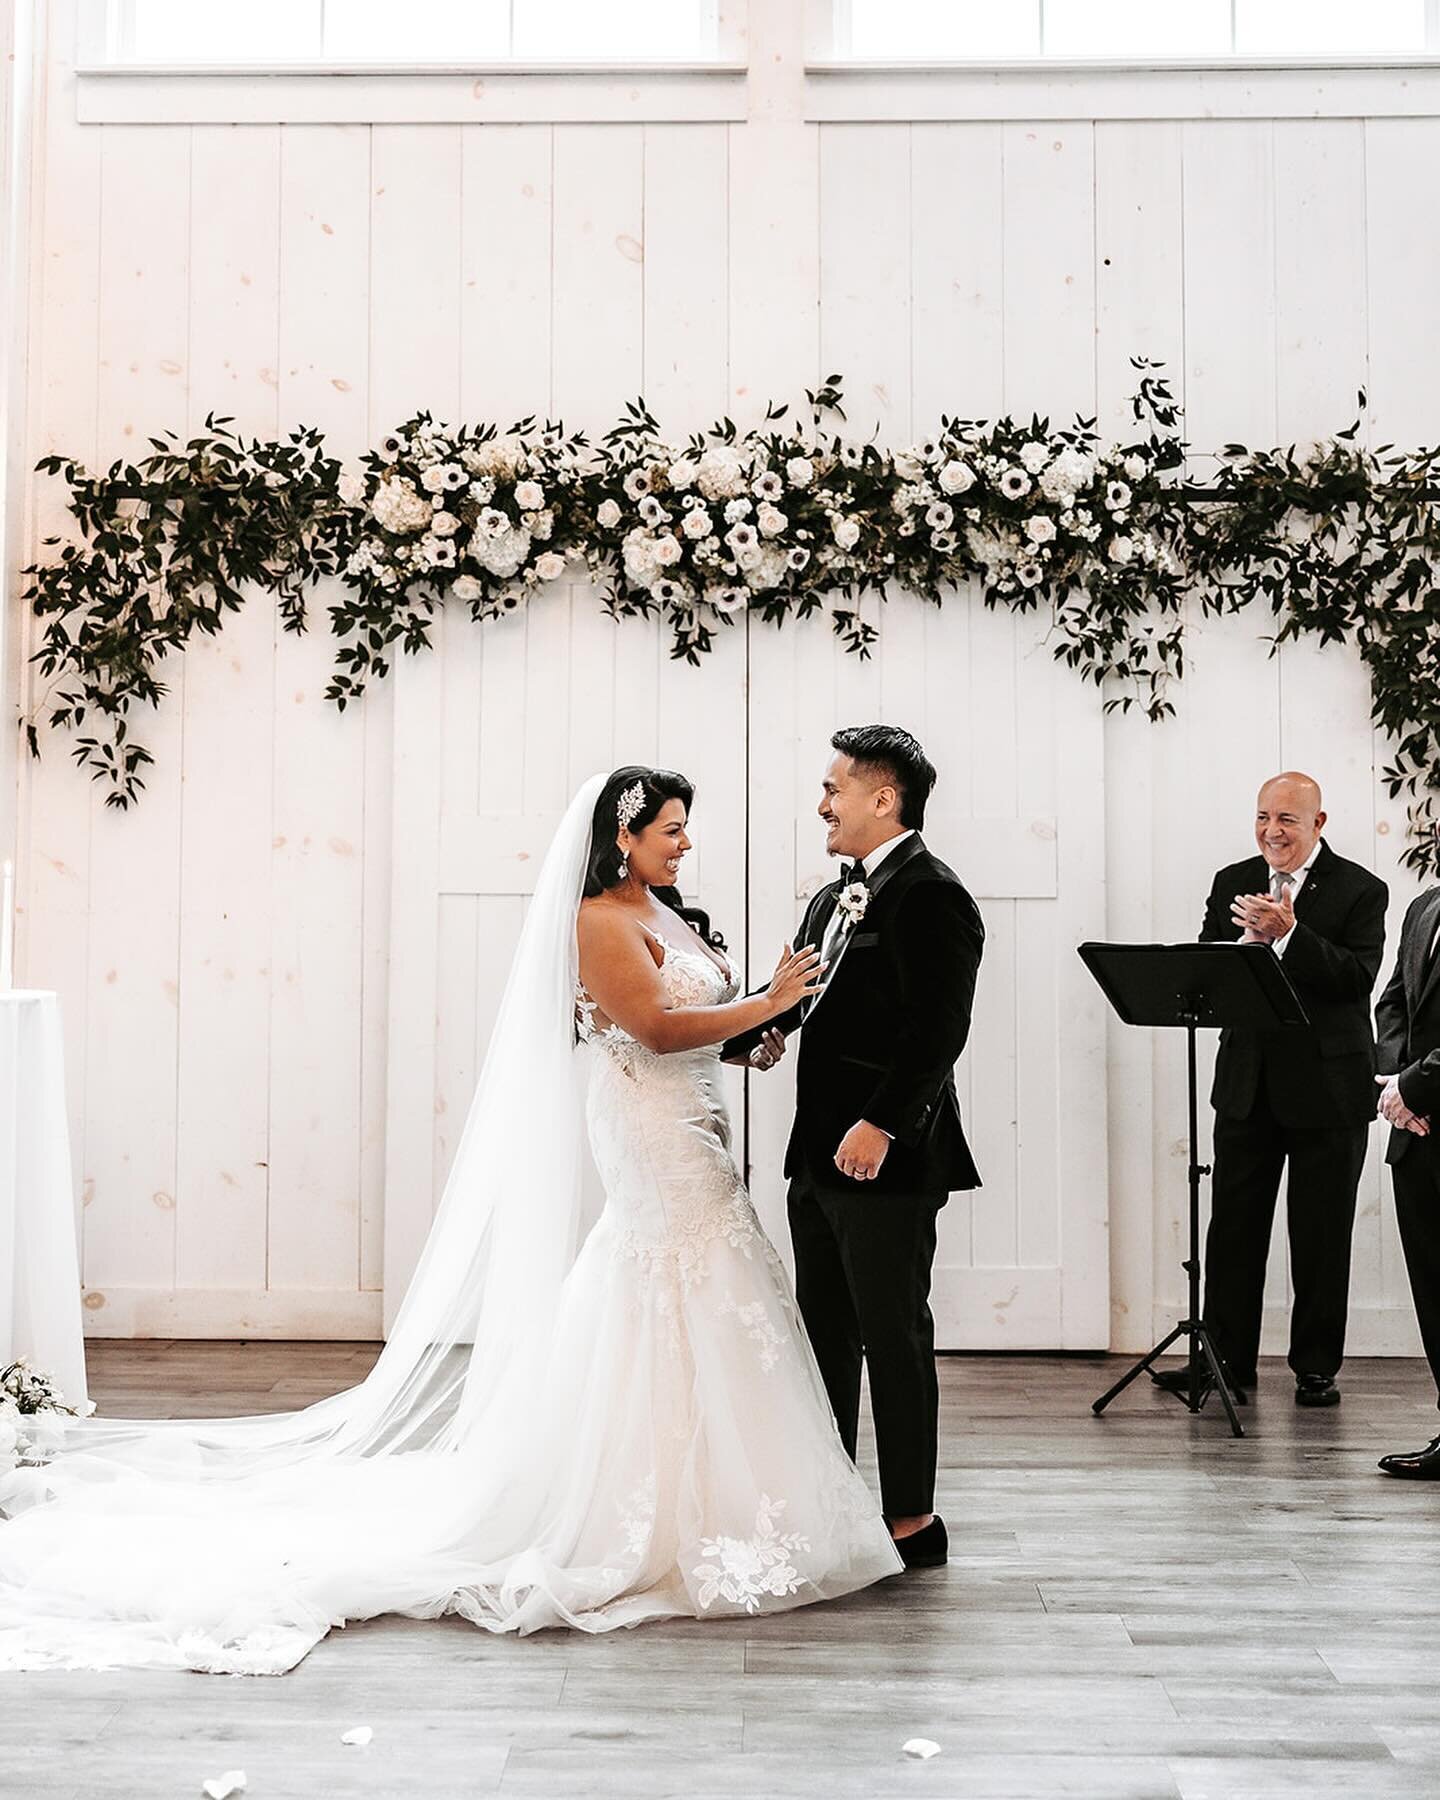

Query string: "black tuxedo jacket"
[1375, 885, 1440, 1165]
[726, 833, 985, 1197]
[1200, 841, 1387, 1129]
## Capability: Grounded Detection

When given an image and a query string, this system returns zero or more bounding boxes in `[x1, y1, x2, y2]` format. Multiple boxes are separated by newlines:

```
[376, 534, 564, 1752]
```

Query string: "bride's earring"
[618, 851, 629, 881]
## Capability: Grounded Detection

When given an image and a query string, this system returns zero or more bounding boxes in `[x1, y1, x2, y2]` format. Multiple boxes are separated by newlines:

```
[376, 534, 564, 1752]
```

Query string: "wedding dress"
[0, 774, 899, 1673]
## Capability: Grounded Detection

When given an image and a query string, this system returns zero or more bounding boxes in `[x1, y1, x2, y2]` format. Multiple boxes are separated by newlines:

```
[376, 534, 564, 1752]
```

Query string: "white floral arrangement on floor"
[0, 1357, 91, 1473]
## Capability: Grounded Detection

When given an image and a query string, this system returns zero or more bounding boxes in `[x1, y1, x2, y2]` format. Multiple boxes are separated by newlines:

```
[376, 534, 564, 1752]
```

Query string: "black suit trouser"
[1203, 1081, 1367, 1386]
[787, 1173, 942, 1517]
[1392, 1145, 1440, 1409]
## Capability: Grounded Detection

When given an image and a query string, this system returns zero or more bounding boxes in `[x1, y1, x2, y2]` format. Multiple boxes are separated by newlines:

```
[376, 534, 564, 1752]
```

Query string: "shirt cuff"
[1272, 925, 1297, 957]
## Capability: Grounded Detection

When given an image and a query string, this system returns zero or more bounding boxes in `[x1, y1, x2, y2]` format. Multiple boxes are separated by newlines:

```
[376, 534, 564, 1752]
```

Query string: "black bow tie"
[840, 861, 867, 888]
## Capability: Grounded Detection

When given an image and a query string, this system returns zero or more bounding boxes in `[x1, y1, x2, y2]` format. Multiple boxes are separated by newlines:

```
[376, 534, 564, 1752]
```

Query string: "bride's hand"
[767, 942, 826, 1014]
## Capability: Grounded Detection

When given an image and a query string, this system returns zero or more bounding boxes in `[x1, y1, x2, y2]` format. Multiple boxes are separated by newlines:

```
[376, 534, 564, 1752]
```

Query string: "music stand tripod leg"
[1091, 1323, 1187, 1415]
[1196, 1324, 1245, 1438]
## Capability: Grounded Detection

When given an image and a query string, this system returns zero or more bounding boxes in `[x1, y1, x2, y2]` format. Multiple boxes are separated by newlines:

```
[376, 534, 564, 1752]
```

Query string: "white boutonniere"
[835, 881, 870, 927]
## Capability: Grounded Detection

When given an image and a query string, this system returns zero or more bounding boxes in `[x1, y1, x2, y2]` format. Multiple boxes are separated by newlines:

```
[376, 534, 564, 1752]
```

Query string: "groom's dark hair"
[831, 725, 936, 830]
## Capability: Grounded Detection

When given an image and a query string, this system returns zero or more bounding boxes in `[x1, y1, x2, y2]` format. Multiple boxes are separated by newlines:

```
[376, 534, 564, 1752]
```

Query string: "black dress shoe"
[1152, 1366, 1249, 1405]
[892, 1515, 948, 1569]
[1295, 1374, 1340, 1408]
[1378, 1434, 1440, 1478]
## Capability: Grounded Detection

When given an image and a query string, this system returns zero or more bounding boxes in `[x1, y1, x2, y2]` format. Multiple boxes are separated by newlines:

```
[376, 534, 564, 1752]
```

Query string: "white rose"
[682, 509, 714, 540]
[596, 499, 622, 529]
[1122, 454, 1147, 482]
[535, 551, 566, 581]
[420, 465, 450, 494]
[756, 503, 788, 539]
[529, 509, 554, 541]
[514, 480, 545, 511]
[1108, 535, 1135, 566]
[667, 457, 698, 491]
[654, 534, 683, 567]
[429, 510, 459, 537]
[938, 460, 976, 496]
[1019, 442, 1050, 475]
[451, 575, 483, 603]
[785, 457, 814, 488]
[1024, 515, 1056, 545]
[832, 516, 861, 552]
[894, 450, 926, 481]
[337, 470, 368, 506]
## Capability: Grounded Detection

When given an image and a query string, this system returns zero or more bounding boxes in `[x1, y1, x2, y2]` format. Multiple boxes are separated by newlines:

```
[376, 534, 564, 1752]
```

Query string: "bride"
[0, 768, 901, 1673]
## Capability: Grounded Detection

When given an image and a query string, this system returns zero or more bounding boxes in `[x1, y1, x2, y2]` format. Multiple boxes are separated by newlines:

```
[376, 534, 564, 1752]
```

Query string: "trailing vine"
[21, 363, 1440, 875]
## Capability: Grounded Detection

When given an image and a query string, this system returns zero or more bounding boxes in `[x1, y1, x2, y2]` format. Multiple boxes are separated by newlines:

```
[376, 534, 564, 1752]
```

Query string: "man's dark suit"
[1199, 840, 1388, 1386]
[1375, 885, 1440, 1406]
[726, 832, 984, 1516]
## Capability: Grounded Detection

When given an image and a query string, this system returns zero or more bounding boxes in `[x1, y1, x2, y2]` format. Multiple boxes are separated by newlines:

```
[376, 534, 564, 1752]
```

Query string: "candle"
[0, 859, 12, 990]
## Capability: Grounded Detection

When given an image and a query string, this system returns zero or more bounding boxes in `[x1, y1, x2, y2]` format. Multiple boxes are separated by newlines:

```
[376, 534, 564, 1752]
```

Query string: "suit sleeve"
[1374, 900, 1415, 1076]
[862, 879, 985, 1146]
[1200, 873, 1240, 943]
[719, 894, 821, 1063]
[1278, 876, 1388, 1003]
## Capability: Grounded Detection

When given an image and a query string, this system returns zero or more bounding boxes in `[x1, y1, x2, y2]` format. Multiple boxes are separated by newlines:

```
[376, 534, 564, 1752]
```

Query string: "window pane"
[323, 0, 508, 60]
[846, 0, 1040, 59]
[1234, 0, 1427, 55]
[510, 0, 717, 60]
[130, 0, 322, 60]
[1043, 0, 1231, 58]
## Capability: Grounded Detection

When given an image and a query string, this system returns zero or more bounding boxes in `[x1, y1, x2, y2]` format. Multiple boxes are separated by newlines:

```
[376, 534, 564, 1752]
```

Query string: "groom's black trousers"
[788, 1175, 942, 1517]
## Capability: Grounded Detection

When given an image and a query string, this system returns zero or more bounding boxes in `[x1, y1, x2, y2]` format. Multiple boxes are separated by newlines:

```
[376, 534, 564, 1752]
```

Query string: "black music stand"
[1077, 941, 1310, 1439]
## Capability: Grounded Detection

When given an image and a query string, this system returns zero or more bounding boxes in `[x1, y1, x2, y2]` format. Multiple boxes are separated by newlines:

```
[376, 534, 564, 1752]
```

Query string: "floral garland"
[0, 1357, 90, 1473]
[22, 365, 1440, 874]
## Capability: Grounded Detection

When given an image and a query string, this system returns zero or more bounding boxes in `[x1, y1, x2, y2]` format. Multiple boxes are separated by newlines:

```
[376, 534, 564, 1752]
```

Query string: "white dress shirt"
[1267, 837, 1322, 958]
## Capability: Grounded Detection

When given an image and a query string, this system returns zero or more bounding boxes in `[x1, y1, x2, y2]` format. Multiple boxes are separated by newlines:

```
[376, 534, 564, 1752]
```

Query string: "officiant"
[1159, 773, 1387, 1408]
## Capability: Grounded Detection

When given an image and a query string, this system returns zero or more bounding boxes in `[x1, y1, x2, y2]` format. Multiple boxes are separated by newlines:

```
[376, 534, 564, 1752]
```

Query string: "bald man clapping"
[1162, 774, 1388, 1409]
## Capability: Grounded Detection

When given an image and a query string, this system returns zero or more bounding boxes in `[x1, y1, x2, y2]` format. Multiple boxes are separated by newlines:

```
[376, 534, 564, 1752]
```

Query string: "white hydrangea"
[337, 469, 368, 507]
[743, 544, 789, 591]
[475, 526, 531, 579]
[696, 445, 748, 501]
[528, 509, 554, 541]
[1039, 447, 1098, 504]
[724, 497, 752, 524]
[370, 478, 433, 535]
[938, 460, 976, 496]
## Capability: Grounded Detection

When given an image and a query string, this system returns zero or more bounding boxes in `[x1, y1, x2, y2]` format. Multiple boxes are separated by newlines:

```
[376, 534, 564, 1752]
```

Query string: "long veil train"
[0, 774, 612, 1669]
[0, 773, 901, 1671]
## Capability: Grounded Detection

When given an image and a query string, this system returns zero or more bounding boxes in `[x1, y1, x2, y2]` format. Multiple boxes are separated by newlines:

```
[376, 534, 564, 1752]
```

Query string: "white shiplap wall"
[11, 0, 1435, 1349]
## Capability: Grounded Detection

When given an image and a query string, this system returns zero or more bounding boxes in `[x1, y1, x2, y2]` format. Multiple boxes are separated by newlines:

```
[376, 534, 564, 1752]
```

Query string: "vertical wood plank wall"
[12, 9, 1434, 1349]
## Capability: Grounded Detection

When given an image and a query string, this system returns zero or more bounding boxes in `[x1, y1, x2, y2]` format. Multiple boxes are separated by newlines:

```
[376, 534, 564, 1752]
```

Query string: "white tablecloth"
[0, 991, 88, 1410]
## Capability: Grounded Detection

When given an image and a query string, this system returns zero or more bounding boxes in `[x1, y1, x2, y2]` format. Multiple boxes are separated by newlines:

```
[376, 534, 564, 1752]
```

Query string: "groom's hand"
[835, 1120, 891, 1182]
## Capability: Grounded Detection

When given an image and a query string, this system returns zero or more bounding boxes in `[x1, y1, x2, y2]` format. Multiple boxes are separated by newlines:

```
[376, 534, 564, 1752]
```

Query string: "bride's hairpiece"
[616, 779, 647, 832]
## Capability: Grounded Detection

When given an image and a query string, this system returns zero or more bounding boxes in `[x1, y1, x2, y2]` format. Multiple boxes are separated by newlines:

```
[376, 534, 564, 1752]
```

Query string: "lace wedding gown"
[0, 780, 899, 1673]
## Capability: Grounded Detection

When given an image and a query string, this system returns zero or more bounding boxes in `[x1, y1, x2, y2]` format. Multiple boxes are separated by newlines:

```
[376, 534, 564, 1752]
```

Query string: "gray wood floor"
[8, 1343, 1440, 1800]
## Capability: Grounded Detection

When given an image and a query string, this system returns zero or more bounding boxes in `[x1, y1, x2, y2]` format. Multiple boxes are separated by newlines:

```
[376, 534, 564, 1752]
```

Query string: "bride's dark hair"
[584, 766, 726, 951]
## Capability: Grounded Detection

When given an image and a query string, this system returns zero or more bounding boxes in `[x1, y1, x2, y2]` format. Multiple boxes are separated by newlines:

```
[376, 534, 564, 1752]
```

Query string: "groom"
[728, 725, 985, 1568]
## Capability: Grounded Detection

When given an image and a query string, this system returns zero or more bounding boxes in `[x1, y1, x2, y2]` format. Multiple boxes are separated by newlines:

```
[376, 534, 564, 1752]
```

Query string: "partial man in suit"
[1374, 883, 1440, 1477]
[1162, 772, 1388, 1408]
[725, 725, 984, 1569]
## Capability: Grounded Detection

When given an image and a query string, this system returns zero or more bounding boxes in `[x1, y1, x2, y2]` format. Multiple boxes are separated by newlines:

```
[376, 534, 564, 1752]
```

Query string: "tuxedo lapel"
[1292, 842, 1333, 921]
[1412, 888, 1440, 1011]
[800, 835, 927, 1026]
